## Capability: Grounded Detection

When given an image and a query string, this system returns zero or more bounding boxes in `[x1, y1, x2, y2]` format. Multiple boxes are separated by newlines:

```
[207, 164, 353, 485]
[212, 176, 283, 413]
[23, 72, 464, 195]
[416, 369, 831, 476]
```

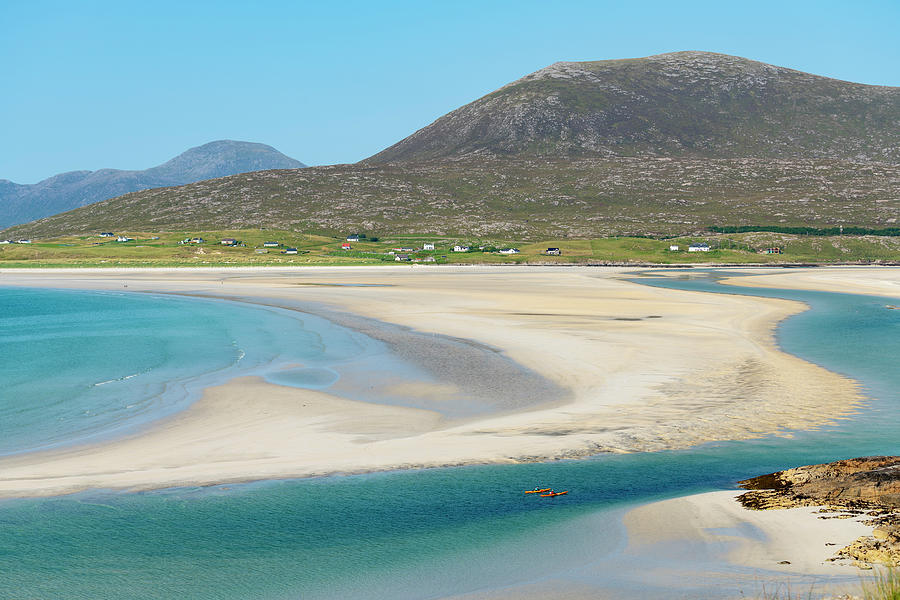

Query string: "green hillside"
[3, 157, 898, 241]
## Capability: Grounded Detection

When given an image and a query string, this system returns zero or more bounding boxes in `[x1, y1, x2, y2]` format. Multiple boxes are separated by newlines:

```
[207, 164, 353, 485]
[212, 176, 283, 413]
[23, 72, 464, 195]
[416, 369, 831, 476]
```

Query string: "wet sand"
[0, 266, 862, 497]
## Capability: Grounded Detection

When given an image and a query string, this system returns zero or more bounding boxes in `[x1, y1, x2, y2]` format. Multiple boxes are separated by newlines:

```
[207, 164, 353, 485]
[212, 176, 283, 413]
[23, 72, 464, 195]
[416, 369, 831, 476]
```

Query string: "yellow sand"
[0, 266, 863, 497]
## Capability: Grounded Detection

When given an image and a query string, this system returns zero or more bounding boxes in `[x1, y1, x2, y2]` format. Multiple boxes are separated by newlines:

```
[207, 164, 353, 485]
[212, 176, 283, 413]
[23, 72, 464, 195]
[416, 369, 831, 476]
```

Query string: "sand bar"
[0, 266, 862, 496]
[720, 265, 900, 298]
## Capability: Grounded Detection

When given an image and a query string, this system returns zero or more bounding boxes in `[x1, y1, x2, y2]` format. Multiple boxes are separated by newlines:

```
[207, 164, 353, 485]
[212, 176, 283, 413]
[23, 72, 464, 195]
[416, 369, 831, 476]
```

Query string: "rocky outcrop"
[738, 456, 900, 566]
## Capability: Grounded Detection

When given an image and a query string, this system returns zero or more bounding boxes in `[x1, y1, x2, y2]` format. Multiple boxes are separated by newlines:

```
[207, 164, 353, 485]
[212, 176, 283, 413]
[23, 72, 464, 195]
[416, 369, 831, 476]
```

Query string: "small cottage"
[688, 243, 710, 252]
[546, 248, 561, 256]
[283, 248, 298, 255]
[262, 241, 279, 248]
[499, 248, 520, 255]
[669, 245, 679, 251]
[395, 253, 410, 262]
[220, 238, 237, 246]
[423, 242, 435, 250]
[346, 234, 361, 242]
[116, 236, 133, 242]
[341, 243, 352, 250]
[453, 245, 470, 252]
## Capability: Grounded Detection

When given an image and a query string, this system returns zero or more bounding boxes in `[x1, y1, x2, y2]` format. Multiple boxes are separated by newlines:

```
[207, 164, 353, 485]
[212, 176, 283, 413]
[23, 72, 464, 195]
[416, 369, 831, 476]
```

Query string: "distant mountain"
[0, 140, 305, 228]
[367, 51, 900, 164]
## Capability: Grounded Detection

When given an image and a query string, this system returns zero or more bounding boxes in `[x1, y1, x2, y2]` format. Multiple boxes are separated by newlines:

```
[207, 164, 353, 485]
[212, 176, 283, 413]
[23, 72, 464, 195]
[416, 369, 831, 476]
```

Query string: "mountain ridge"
[0, 140, 305, 228]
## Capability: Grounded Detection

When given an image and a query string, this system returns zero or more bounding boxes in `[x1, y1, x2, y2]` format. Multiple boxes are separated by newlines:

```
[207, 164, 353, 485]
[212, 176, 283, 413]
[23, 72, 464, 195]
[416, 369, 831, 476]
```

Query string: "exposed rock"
[738, 456, 900, 567]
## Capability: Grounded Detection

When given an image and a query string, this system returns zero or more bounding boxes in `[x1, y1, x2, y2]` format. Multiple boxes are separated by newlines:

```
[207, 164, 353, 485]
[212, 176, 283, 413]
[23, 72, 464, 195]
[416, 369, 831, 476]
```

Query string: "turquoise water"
[1, 275, 898, 599]
[0, 287, 376, 455]
[0, 287, 466, 456]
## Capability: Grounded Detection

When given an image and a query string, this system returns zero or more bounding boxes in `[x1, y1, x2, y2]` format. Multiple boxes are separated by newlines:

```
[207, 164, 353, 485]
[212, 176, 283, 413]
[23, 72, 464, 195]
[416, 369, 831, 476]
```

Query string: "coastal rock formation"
[738, 456, 900, 566]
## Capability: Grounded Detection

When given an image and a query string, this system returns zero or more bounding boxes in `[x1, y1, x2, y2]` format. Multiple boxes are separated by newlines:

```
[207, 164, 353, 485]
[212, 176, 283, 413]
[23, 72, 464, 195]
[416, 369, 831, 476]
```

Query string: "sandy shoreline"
[449, 490, 872, 600]
[0, 266, 866, 497]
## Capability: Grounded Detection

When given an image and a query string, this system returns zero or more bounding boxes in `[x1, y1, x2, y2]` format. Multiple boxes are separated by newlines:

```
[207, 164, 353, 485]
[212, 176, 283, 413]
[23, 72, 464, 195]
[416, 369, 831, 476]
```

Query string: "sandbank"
[719, 265, 900, 298]
[0, 266, 862, 497]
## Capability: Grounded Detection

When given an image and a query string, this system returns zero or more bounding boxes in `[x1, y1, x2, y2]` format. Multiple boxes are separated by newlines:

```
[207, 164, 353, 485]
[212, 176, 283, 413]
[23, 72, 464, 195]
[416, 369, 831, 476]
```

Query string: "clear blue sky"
[2, 0, 898, 183]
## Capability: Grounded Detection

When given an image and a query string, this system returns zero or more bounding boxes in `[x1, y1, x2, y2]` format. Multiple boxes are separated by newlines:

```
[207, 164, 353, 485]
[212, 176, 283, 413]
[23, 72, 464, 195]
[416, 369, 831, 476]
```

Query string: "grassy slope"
[2, 230, 899, 268]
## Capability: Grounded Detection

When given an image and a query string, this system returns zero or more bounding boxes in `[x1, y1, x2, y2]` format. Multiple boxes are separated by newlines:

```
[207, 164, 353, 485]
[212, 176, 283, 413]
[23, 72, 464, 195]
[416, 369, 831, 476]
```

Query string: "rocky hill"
[4, 52, 899, 239]
[0, 140, 305, 228]
[367, 52, 900, 164]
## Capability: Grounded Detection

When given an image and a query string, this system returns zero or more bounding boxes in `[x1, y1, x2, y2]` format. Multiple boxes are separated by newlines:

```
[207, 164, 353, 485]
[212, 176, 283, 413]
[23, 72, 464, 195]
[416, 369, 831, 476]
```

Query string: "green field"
[2, 229, 899, 268]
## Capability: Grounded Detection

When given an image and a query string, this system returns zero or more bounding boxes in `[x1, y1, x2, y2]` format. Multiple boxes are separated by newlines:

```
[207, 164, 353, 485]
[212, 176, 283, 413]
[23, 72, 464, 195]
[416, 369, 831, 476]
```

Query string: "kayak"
[524, 488, 551, 494]
[540, 491, 569, 497]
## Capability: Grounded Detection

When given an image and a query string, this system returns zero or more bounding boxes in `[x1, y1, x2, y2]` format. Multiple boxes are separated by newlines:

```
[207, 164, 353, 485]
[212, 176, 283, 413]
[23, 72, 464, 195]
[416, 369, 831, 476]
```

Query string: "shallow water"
[1, 273, 898, 599]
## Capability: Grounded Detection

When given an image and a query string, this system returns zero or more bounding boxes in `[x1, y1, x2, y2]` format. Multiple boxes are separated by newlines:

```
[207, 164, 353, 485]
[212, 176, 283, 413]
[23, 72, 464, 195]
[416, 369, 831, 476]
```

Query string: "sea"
[0, 272, 897, 599]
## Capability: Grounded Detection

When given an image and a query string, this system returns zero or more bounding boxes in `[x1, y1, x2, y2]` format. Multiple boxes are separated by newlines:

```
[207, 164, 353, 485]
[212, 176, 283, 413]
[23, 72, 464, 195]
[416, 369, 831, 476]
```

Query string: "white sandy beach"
[721, 266, 900, 298]
[449, 490, 873, 600]
[0, 266, 868, 497]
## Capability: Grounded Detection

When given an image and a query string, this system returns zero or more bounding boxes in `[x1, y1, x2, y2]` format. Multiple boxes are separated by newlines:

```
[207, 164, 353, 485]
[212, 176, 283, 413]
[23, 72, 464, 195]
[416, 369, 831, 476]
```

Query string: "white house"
[283, 248, 298, 255]
[545, 248, 561, 256]
[116, 236, 133, 242]
[688, 243, 710, 252]
[220, 238, 237, 246]
[499, 248, 520, 255]
[17, 239, 32, 244]
[669, 245, 679, 251]
[262, 241, 279, 248]
[453, 245, 470, 252]
[423, 242, 435, 250]
[346, 234, 361, 242]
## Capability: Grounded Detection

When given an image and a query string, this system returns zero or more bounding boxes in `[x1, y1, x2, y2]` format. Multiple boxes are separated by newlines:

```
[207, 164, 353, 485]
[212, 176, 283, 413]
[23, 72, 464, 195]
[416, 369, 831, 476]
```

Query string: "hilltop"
[368, 51, 900, 164]
[0, 140, 305, 228]
[3, 52, 899, 241]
